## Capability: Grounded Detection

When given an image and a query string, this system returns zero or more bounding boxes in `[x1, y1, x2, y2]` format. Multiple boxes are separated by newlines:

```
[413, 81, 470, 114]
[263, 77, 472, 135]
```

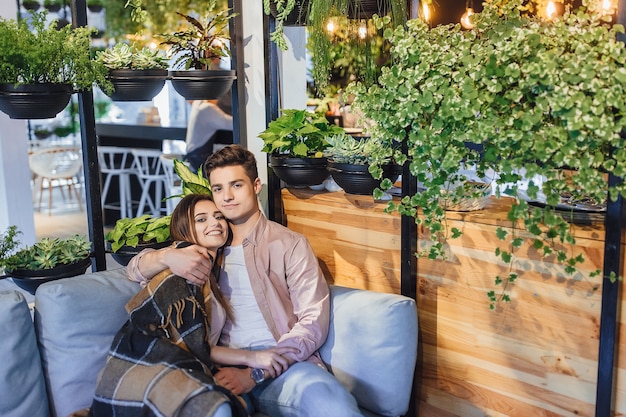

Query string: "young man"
[126, 145, 363, 416]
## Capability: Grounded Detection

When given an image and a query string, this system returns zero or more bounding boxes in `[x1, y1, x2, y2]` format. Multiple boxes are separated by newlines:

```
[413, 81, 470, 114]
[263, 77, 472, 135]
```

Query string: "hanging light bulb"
[545, 1, 557, 20]
[601, 0, 616, 15]
[358, 21, 367, 39]
[422, 2, 430, 23]
[326, 18, 335, 35]
[460, 7, 474, 29]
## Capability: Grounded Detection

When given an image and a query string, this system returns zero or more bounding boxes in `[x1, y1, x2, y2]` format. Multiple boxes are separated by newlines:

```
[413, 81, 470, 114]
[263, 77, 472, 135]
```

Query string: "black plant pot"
[7, 257, 91, 295]
[269, 155, 329, 187]
[106, 69, 168, 102]
[169, 70, 236, 100]
[327, 162, 401, 196]
[0, 83, 73, 119]
[107, 240, 172, 266]
[269, 0, 309, 26]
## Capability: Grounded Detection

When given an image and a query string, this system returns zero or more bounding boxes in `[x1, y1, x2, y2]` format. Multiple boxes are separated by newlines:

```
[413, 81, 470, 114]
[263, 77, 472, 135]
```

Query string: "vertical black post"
[264, 9, 285, 225]
[594, 3, 626, 414]
[228, 0, 244, 146]
[595, 173, 624, 417]
[70, 0, 106, 271]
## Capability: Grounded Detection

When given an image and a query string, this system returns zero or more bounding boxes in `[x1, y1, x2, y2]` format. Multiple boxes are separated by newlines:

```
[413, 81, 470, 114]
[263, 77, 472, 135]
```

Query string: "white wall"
[0, 5, 36, 245]
[239, 5, 307, 213]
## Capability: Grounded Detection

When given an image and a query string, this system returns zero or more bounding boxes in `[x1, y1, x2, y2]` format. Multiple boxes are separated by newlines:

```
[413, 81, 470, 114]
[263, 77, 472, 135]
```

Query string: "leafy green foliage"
[260, 109, 344, 157]
[173, 159, 212, 196]
[0, 226, 22, 271]
[158, 0, 237, 70]
[263, 0, 297, 51]
[324, 133, 394, 165]
[97, 43, 169, 70]
[348, 0, 626, 308]
[105, 215, 171, 253]
[2, 235, 90, 272]
[0, 11, 108, 89]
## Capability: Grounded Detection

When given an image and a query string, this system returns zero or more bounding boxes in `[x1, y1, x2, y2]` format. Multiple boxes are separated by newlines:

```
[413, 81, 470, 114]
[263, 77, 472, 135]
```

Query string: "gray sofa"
[0, 268, 418, 417]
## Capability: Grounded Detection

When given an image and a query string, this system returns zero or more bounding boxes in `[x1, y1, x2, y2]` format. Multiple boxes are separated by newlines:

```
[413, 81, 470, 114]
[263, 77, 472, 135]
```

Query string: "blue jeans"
[247, 362, 363, 417]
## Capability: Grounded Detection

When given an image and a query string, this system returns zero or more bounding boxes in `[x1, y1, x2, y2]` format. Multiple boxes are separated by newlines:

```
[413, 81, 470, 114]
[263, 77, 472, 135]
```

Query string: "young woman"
[89, 194, 292, 417]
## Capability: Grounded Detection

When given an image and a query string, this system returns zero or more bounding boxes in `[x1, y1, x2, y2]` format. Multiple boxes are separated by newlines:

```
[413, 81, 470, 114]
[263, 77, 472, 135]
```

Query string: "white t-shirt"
[218, 245, 276, 349]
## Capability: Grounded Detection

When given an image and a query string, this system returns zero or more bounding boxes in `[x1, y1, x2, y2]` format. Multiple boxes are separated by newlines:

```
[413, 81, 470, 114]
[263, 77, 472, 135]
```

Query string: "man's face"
[209, 165, 261, 224]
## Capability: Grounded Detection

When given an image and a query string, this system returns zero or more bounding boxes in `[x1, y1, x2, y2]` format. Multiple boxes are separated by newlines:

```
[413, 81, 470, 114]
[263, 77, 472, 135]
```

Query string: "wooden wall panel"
[281, 188, 626, 417]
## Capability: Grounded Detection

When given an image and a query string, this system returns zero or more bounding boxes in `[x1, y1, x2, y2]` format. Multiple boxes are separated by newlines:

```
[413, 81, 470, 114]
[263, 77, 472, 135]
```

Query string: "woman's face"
[193, 199, 229, 250]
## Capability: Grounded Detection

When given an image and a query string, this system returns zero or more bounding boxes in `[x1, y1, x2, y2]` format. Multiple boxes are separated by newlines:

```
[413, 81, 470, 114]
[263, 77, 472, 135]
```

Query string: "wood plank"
[281, 188, 626, 417]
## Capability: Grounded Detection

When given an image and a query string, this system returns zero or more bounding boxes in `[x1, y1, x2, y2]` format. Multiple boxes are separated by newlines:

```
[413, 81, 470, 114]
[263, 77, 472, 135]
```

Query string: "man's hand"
[214, 367, 256, 395]
[248, 347, 296, 378]
[162, 245, 215, 286]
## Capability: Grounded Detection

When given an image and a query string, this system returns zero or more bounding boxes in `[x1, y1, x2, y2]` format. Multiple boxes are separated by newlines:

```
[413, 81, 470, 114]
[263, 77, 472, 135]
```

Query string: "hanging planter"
[8, 257, 91, 294]
[327, 161, 400, 195]
[270, 155, 329, 187]
[106, 69, 168, 102]
[0, 83, 73, 119]
[169, 69, 236, 100]
[0, 12, 109, 119]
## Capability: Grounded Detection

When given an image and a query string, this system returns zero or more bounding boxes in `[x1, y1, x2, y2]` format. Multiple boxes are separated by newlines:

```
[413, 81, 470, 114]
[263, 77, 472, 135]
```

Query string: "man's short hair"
[204, 144, 259, 183]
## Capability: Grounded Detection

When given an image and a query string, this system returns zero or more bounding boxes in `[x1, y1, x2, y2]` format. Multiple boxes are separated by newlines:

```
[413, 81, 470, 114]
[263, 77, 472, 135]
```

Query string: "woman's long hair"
[170, 193, 234, 322]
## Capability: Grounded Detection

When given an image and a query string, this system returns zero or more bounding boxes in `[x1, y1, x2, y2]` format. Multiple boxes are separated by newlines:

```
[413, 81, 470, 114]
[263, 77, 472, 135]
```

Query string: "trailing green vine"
[348, 0, 626, 308]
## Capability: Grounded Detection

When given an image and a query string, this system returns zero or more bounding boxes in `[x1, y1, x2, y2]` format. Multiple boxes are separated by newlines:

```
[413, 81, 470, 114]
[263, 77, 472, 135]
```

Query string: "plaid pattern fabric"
[88, 270, 248, 417]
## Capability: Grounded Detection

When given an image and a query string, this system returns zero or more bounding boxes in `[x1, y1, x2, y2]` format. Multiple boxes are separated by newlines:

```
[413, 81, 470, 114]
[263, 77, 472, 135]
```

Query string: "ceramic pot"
[107, 240, 172, 266]
[269, 155, 329, 187]
[169, 70, 236, 100]
[0, 83, 73, 119]
[106, 69, 168, 102]
[7, 257, 91, 295]
[327, 162, 400, 195]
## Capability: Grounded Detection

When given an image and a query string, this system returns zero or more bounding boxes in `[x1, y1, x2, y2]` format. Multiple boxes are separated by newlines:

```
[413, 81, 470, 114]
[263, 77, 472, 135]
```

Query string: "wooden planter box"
[281, 188, 626, 417]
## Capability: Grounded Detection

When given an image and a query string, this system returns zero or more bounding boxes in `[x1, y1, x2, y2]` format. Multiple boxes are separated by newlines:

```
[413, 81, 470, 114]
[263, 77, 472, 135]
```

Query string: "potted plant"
[0, 226, 91, 294]
[105, 214, 172, 266]
[159, 5, 238, 100]
[260, 108, 345, 187]
[21, 0, 40, 11]
[323, 133, 399, 195]
[0, 11, 110, 119]
[43, 0, 63, 13]
[96, 43, 169, 101]
[348, 0, 626, 308]
[120, 0, 237, 101]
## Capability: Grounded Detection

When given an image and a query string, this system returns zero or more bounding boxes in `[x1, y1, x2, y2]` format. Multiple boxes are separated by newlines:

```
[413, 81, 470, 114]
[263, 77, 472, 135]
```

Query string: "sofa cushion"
[0, 289, 50, 417]
[34, 268, 140, 417]
[320, 286, 418, 417]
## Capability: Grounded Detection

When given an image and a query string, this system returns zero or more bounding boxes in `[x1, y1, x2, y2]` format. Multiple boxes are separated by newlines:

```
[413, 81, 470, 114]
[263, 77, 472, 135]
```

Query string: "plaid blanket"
[88, 270, 248, 417]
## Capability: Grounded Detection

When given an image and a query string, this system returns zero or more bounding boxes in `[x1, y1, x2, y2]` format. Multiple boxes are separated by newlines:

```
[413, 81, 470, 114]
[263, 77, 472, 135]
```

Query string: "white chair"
[130, 148, 168, 216]
[29, 147, 84, 215]
[159, 154, 184, 215]
[97, 146, 137, 219]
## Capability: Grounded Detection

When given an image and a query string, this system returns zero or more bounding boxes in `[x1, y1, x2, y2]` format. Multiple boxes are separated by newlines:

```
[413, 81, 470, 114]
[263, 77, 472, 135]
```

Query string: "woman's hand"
[246, 346, 297, 378]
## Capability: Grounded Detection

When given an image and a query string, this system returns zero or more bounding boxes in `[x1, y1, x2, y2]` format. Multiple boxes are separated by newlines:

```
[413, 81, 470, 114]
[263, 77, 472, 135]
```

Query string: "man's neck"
[229, 209, 262, 246]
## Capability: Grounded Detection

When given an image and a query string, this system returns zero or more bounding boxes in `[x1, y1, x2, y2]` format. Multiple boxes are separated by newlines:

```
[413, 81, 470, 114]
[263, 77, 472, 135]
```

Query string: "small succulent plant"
[324, 133, 393, 165]
[97, 43, 168, 71]
[1, 232, 91, 272]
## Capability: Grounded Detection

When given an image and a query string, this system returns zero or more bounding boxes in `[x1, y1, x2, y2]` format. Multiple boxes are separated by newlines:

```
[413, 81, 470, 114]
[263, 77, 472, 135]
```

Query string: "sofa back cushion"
[0, 289, 50, 417]
[34, 268, 140, 417]
[321, 286, 418, 417]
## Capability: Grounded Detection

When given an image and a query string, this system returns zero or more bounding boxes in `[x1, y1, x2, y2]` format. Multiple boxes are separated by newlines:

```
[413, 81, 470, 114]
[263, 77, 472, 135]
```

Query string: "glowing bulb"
[326, 19, 335, 34]
[422, 2, 430, 22]
[546, 1, 556, 20]
[358, 23, 367, 39]
[602, 0, 615, 13]
[460, 8, 474, 29]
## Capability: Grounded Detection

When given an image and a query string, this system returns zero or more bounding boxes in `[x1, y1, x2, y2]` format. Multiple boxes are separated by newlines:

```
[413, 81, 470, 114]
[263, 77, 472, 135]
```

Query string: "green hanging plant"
[348, 0, 626, 309]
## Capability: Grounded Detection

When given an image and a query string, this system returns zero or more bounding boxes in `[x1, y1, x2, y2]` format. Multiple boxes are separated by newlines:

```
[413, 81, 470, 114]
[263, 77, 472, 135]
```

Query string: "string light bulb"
[422, 2, 430, 23]
[326, 18, 335, 35]
[545, 0, 557, 20]
[460, 7, 474, 29]
[358, 21, 367, 39]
